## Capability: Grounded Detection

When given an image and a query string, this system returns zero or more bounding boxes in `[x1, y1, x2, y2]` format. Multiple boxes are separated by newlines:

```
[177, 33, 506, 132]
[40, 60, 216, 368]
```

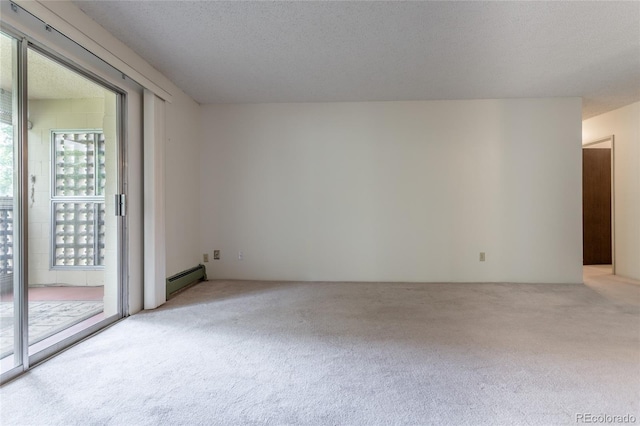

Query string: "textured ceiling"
[73, 1, 640, 118]
[1, 33, 106, 100]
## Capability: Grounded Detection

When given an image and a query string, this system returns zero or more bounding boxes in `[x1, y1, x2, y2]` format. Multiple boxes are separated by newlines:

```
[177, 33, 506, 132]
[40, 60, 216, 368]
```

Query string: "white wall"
[200, 98, 583, 284]
[583, 102, 640, 280]
[164, 90, 202, 277]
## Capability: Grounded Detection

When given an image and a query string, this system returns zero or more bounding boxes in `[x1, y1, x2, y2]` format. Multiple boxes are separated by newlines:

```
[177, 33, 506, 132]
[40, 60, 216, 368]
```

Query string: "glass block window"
[0, 197, 13, 276]
[51, 131, 105, 268]
[0, 88, 12, 126]
[54, 132, 106, 196]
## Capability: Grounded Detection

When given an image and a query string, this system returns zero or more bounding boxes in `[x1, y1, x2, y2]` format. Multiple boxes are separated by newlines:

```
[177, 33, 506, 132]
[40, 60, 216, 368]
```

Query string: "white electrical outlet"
[238, 251, 243, 261]
[203, 253, 209, 263]
[479, 252, 486, 262]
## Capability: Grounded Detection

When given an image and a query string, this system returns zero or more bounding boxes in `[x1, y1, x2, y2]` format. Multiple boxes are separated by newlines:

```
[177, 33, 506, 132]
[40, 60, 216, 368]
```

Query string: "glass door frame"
[0, 20, 130, 383]
[0, 29, 28, 383]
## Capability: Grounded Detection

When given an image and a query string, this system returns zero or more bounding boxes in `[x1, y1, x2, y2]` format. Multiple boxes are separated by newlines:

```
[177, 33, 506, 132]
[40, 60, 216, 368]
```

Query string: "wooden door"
[583, 148, 612, 265]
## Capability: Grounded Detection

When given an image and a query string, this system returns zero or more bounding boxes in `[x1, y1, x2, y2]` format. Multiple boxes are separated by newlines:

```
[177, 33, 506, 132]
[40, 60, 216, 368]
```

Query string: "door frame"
[0, 16, 134, 384]
[582, 135, 616, 274]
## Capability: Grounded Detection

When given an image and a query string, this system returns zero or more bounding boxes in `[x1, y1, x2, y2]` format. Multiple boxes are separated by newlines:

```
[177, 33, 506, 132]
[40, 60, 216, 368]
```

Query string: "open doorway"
[582, 136, 614, 276]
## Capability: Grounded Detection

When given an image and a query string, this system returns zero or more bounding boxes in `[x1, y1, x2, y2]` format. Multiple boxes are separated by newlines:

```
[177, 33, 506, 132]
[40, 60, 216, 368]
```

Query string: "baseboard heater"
[166, 264, 207, 299]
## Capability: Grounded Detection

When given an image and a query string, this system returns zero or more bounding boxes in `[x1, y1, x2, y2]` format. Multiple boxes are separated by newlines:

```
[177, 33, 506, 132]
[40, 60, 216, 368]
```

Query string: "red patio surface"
[0, 286, 103, 302]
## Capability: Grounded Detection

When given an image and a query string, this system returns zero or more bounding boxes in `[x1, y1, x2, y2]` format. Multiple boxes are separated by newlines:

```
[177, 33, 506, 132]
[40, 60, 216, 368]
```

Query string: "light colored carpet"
[1, 279, 639, 425]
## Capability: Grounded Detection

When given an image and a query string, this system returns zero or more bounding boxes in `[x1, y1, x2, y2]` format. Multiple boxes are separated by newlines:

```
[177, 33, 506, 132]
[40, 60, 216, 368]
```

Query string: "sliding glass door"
[26, 47, 121, 357]
[0, 22, 129, 381]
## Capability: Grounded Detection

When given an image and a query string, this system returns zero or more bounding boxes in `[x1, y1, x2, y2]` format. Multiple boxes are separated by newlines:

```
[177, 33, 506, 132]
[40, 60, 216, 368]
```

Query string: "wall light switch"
[238, 251, 243, 261]
[203, 253, 209, 263]
[479, 252, 486, 262]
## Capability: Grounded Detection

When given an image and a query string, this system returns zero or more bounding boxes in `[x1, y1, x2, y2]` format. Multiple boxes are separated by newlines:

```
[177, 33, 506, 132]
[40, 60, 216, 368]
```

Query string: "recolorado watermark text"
[576, 413, 637, 424]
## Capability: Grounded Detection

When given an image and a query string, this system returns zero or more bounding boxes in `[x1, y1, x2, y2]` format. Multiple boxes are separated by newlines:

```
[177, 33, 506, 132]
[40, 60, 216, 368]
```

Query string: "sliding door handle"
[114, 194, 126, 216]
